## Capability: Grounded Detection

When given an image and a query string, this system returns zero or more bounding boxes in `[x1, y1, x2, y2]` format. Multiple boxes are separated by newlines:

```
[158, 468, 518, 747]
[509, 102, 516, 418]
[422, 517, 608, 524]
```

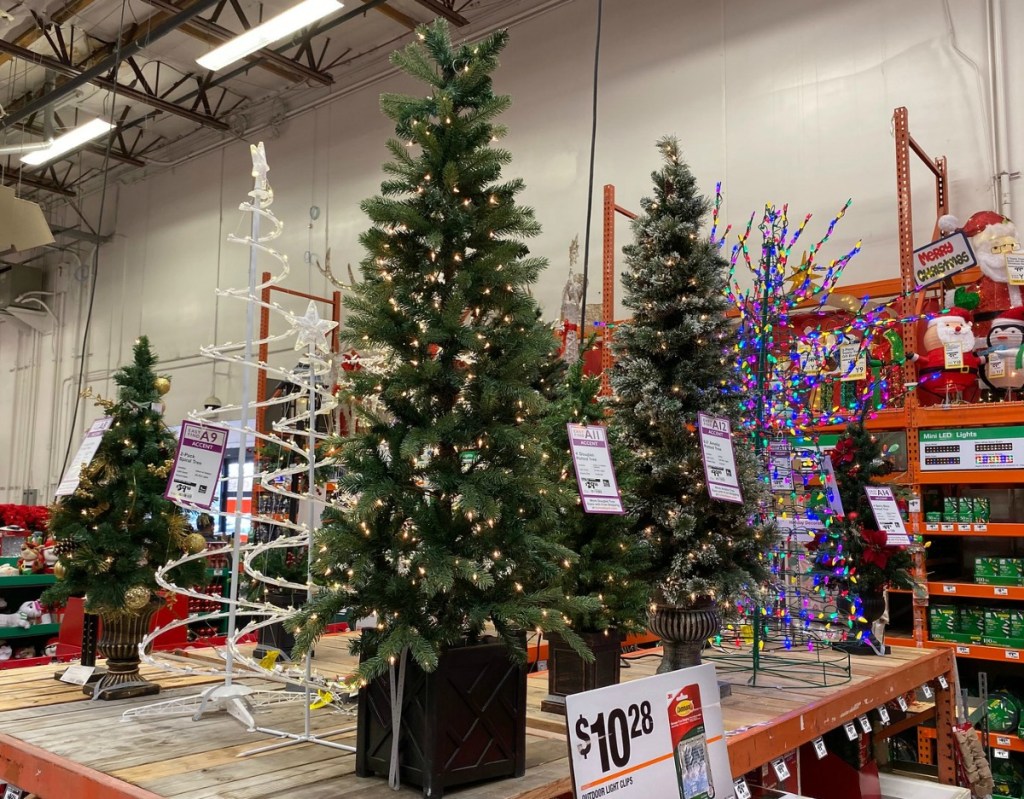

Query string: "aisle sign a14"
[566, 664, 731, 799]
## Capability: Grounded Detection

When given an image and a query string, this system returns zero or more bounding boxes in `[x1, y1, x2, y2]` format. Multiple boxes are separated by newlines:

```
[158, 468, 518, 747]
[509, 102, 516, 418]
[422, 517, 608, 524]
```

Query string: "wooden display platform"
[0, 635, 955, 799]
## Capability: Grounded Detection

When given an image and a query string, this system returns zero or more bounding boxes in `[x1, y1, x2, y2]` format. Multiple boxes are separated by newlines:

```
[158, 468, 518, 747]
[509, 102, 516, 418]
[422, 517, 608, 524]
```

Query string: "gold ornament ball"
[53, 561, 66, 580]
[154, 376, 171, 396]
[124, 586, 151, 612]
[184, 533, 207, 555]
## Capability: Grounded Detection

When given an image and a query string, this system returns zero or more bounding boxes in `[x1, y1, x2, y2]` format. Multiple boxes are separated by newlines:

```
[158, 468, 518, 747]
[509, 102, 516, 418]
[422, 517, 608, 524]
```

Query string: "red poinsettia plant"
[0, 504, 49, 533]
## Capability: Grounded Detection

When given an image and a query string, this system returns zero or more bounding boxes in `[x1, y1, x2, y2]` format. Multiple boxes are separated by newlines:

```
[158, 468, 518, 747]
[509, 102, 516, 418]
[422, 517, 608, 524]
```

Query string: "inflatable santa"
[911, 297, 983, 406]
[938, 211, 1021, 321]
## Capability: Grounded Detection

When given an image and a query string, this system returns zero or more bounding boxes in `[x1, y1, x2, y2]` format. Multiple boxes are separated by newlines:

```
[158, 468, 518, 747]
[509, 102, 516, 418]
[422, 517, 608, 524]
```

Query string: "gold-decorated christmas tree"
[43, 336, 206, 615]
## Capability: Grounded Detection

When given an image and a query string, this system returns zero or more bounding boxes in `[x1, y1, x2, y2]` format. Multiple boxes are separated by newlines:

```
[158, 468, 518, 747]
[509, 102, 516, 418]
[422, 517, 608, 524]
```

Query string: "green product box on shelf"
[958, 497, 975, 525]
[985, 608, 1024, 639]
[943, 497, 958, 523]
[976, 558, 1018, 585]
[983, 634, 1024, 649]
[958, 606, 986, 640]
[931, 631, 978, 644]
[973, 497, 991, 523]
[929, 605, 959, 638]
[999, 559, 1024, 584]
[925, 511, 943, 523]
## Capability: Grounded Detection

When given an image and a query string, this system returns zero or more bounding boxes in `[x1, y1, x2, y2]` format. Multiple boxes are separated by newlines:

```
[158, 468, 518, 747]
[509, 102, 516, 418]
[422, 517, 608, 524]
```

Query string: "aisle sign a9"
[566, 664, 731, 799]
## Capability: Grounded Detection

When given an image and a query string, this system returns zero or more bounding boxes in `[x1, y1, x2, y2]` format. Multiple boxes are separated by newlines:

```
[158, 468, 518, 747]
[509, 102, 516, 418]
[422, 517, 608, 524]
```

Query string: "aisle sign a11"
[567, 423, 625, 515]
[697, 413, 743, 504]
[165, 421, 230, 510]
[55, 417, 113, 497]
[865, 486, 911, 545]
[566, 663, 731, 799]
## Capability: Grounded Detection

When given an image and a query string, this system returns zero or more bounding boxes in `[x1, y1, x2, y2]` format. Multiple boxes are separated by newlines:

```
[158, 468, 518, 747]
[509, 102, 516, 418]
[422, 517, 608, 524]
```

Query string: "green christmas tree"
[43, 337, 206, 614]
[543, 356, 650, 632]
[291, 20, 593, 679]
[610, 138, 768, 608]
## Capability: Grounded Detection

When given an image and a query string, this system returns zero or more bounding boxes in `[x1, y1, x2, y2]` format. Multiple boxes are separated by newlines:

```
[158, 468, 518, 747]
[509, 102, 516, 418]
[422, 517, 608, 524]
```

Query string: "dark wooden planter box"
[541, 629, 621, 715]
[253, 588, 304, 660]
[356, 636, 527, 798]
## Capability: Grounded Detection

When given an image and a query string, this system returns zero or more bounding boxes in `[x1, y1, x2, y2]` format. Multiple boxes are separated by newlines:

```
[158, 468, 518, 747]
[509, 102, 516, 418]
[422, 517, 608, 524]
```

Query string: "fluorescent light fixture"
[21, 118, 114, 166]
[197, 0, 343, 71]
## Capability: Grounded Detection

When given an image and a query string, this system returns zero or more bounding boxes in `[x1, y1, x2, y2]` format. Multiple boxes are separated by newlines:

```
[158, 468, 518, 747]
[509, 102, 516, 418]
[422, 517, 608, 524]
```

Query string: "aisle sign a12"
[566, 663, 731, 799]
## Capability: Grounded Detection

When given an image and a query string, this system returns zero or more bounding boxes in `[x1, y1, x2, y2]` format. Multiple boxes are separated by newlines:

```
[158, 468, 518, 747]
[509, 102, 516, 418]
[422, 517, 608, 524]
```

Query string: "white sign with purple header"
[55, 417, 114, 497]
[698, 413, 743, 504]
[567, 423, 625, 515]
[865, 486, 911, 546]
[165, 421, 230, 510]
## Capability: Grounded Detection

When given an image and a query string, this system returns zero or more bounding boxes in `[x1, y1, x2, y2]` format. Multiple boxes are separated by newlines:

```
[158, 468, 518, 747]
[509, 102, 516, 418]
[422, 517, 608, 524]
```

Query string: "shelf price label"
[942, 584, 956, 594]
[997, 736, 1012, 747]
[566, 664, 730, 799]
[771, 758, 791, 781]
[877, 706, 890, 725]
[995, 748, 1010, 760]
[956, 646, 971, 655]
[3, 786, 25, 799]
[938, 675, 949, 690]
[922, 684, 933, 700]
[996, 587, 1009, 597]
[897, 696, 909, 712]
[844, 721, 859, 741]
[858, 715, 872, 734]
[1006, 650, 1020, 661]
[734, 780, 751, 799]
[812, 737, 828, 759]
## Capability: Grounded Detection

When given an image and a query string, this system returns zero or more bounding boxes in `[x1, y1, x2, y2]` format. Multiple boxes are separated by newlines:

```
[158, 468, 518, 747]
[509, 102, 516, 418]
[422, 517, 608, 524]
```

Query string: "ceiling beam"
[0, 0, 223, 133]
[408, 0, 468, 26]
[0, 40, 230, 131]
[0, 0, 100, 68]
[138, 0, 334, 85]
[2, 175, 75, 197]
[362, 0, 418, 29]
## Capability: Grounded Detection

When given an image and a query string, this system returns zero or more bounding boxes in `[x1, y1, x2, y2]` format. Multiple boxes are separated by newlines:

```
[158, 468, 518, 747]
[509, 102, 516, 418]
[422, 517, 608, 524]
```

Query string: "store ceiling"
[0, 0, 562, 203]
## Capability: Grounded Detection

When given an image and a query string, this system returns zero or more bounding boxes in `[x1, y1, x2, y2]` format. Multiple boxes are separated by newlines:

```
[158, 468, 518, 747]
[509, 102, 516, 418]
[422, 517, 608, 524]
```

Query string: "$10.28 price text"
[575, 701, 655, 773]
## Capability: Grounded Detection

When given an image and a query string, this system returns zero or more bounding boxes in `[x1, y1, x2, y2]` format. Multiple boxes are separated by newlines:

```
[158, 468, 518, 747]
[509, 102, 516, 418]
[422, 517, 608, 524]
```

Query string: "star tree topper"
[289, 301, 337, 354]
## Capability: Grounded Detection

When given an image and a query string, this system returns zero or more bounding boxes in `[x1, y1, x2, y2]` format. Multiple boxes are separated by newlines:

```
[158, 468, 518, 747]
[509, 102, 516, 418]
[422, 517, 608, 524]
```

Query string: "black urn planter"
[541, 630, 621, 715]
[356, 636, 527, 799]
[84, 599, 161, 700]
[648, 602, 721, 673]
[254, 588, 305, 660]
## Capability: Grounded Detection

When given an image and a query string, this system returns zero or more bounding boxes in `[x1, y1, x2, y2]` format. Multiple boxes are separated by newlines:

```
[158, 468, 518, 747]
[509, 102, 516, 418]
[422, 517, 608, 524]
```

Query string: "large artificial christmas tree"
[610, 138, 768, 670]
[43, 336, 205, 697]
[290, 20, 591, 794]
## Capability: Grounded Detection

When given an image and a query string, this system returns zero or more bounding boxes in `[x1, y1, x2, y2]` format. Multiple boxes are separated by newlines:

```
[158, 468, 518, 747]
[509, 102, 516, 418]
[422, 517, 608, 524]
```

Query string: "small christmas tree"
[543, 356, 649, 632]
[610, 138, 768, 608]
[808, 423, 913, 603]
[291, 20, 591, 680]
[43, 337, 206, 614]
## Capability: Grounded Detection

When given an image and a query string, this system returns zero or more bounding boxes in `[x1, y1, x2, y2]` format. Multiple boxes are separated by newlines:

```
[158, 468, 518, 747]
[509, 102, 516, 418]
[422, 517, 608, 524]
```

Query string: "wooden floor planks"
[0, 634, 953, 798]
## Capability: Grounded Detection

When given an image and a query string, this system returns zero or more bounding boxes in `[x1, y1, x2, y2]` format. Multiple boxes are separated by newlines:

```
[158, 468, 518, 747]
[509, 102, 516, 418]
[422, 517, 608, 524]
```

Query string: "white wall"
[3, 0, 1022, 501]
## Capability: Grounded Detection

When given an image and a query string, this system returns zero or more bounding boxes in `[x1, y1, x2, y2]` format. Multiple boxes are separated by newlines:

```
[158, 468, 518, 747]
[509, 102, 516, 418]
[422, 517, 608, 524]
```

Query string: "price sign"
[858, 715, 872, 734]
[734, 780, 751, 799]
[566, 664, 730, 799]
[938, 675, 949, 690]
[998, 736, 1012, 747]
[995, 748, 1010, 760]
[922, 684, 933, 699]
[839, 343, 867, 381]
[1007, 253, 1024, 285]
[768, 439, 793, 492]
[55, 417, 113, 497]
[1006, 650, 1020, 661]
[897, 696, 909, 712]
[878, 706, 890, 725]
[165, 421, 230, 510]
[567, 423, 625, 514]
[844, 721, 858, 741]
[865, 486, 911, 545]
[989, 357, 1007, 379]
[996, 587, 1010, 596]
[3, 785, 25, 799]
[944, 342, 964, 370]
[698, 413, 743, 504]
[772, 758, 791, 781]
[956, 646, 971, 655]
[59, 664, 95, 685]
[942, 584, 957, 594]
[812, 737, 828, 759]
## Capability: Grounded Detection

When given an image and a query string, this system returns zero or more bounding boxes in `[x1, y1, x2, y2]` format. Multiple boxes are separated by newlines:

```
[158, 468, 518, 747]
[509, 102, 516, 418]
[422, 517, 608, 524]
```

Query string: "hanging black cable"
[578, 0, 603, 335]
[59, 0, 129, 480]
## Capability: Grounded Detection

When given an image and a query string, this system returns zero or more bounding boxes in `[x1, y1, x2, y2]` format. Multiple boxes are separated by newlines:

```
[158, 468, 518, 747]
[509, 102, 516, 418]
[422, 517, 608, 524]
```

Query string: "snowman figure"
[982, 307, 1024, 395]
[911, 296, 983, 406]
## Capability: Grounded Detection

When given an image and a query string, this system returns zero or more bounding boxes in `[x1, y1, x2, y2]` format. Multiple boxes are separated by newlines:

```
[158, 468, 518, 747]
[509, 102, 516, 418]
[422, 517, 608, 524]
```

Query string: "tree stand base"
[84, 677, 160, 700]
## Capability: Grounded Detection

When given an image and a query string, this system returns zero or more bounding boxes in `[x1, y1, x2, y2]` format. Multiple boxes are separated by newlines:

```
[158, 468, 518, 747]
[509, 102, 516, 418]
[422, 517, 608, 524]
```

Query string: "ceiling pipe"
[0, 0, 224, 132]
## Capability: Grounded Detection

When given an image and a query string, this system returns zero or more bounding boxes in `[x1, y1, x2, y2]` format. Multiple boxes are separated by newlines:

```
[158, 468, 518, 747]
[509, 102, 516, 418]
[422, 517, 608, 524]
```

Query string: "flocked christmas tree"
[43, 336, 206, 614]
[543, 356, 649, 633]
[291, 20, 592, 680]
[610, 138, 768, 612]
